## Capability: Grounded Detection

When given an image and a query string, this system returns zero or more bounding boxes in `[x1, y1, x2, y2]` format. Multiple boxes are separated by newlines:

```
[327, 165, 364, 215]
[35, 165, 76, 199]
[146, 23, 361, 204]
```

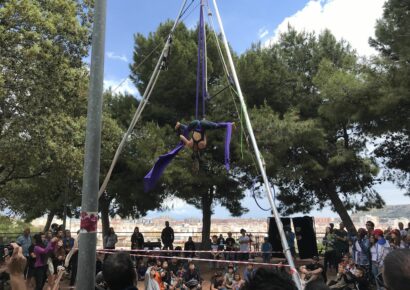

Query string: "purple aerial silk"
[144, 122, 233, 192]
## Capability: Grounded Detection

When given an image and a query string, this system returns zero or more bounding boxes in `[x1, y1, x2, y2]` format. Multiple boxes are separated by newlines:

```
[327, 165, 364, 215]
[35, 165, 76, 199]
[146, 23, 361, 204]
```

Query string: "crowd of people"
[318, 220, 410, 290]
[1, 220, 410, 290]
[1, 224, 78, 290]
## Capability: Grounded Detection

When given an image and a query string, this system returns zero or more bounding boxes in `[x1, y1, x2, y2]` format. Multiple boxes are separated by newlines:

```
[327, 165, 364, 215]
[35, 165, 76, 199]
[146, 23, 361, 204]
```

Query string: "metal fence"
[0, 231, 326, 252]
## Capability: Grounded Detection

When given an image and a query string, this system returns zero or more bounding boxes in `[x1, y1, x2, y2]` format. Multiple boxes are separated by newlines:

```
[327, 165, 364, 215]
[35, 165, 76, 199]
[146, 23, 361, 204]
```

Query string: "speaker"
[292, 216, 318, 259]
[268, 217, 291, 258]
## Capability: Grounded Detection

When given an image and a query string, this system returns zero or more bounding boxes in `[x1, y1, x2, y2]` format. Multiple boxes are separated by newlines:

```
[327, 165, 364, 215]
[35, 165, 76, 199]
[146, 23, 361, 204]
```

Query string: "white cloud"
[106, 51, 128, 62]
[258, 27, 269, 39]
[266, 0, 386, 56]
[104, 78, 141, 97]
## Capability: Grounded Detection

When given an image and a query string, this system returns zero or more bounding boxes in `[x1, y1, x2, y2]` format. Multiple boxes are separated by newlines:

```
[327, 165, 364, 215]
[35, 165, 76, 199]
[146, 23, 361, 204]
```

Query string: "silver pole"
[77, 0, 107, 289]
[211, 1, 302, 289]
[98, 0, 188, 198]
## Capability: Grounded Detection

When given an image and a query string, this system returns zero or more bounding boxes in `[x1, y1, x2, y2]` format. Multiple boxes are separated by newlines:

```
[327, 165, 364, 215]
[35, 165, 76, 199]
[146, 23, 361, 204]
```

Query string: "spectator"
[33, 234, 57, 290]
[5, 243, 27, 290]
[161, 260, 174, 290]
[231, 272, 244, 290]
[210, 271, 225, 290]
[323, 226, 336, 278]
[334, 223, 348, 262]
[16, 228, 32, 262]
[390, 229, 405, 249]
[223, 265, 234, 289]
[343, 267, 370, 290]
[104, 227, 118, 250]
[217, 234, 225, 251]
[300, 256, 325, 283]
[398, 222, 407, 238]
[26, 242, 36, 289]
[284, 226, 296, 257]
[243, 263, 256, 283]
[329, 223, 334, 233]
[242, 267, 297, 290]
[131, 226, 145, 250]
[184, 236, 196, 258]
[238, 229, 250, 261]
[261, 237, 272, 263]
[168, 257, 180, 278]
[161, 221, 175, 250]
[352, 228, 370, 269]
[225, 232, 235, 260]
[103, 252, 137, 290]
[210, 235, 221, 269]
[183, 261, 201, 290]
[327, 263, 348, 289]
[48, 238, 66, 290]
[63, 229, 75, 253]
[365, 221, 375, 237]
[370, 229, 390, 290]
[137, 260, 147, 281]
[145, 265, 160, 290]
[383, 249, 410, 290]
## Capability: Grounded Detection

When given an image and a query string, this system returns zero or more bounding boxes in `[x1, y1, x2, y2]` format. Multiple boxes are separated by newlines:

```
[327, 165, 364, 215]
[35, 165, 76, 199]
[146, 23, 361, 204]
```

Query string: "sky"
[100, 0, 408, 219]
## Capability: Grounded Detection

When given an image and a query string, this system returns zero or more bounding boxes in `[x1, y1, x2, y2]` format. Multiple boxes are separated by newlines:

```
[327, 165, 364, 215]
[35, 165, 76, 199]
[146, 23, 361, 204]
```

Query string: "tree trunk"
[99, 197, 110, 248]
[201, 188, 213, 250]
[327, 190, 357, 234]
[43, 210, 55, 232]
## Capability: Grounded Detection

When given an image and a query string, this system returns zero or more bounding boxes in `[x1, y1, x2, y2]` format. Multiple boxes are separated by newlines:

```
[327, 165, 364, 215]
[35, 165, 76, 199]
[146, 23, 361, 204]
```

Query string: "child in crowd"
[223, 265, 235, 289]
[231, 273, 244, 290]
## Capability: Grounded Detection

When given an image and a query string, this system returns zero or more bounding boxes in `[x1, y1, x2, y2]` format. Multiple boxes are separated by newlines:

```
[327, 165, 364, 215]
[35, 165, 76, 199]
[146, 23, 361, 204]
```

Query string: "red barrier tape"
[97, 249, 296, 274]
[100, 248, 284, 254]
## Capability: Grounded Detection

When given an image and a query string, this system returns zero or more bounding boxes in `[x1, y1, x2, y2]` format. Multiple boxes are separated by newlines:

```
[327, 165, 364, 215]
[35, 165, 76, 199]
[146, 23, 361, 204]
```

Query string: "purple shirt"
[34, 242, 55, 268]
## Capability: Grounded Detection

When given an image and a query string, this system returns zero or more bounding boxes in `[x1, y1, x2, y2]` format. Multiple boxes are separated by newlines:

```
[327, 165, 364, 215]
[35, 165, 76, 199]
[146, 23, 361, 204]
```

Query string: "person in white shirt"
[238, 229, 250, 261]
[398, 222, 407, 239]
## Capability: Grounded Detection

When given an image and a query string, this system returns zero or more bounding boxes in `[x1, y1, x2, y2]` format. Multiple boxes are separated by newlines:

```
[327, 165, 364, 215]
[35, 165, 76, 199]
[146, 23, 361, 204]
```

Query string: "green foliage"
[240, 28, 383, 230]
[365, 0, 410, 193]
[0, 215, 41, 242]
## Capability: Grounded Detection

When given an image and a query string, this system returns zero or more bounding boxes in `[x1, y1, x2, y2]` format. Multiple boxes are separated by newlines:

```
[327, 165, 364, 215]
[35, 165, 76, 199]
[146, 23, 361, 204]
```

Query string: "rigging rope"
[98, 0, 189, 198]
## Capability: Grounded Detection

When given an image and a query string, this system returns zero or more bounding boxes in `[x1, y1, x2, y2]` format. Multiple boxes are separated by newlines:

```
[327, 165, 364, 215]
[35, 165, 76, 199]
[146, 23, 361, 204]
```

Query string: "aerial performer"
[144, 119, 234, 192]
[143, 0, 236, 192]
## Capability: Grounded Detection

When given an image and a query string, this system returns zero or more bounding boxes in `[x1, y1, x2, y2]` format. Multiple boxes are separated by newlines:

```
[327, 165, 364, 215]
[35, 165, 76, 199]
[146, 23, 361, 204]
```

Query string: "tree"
[99, 92, 170, 237]
[0, 0, 93, 187]
[130, 21, 249, 247]
[363, 0, 410, 194]
[0, 0, 93, 226]
[239, 29, 383, 231]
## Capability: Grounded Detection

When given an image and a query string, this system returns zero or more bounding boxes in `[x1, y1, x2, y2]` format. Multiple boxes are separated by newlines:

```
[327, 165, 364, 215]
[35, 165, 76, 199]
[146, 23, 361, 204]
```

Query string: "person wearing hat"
[372, 229, 390, 290]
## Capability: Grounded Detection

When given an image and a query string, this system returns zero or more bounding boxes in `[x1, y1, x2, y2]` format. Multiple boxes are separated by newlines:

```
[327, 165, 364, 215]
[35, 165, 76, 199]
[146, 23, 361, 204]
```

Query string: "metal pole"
[77, 0, 107, 289]
[211, 1, 302, 289]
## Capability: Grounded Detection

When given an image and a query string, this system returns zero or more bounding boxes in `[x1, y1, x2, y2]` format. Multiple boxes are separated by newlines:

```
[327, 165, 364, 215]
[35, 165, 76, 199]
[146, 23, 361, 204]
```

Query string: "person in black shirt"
[131, 227, 145, 250]
[26, 244, 36, 289]
[184, 237, 196, 258]
[161, 221, 175, 250]
[300, 256, 325, 283]
[102, 252, 137, 290]
[225, 232, 236, 260]
[183, 261, 201, 289]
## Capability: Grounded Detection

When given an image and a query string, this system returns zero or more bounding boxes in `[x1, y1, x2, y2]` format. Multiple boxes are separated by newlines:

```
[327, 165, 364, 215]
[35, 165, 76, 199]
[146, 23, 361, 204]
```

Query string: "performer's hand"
[232, 122, 237, 130]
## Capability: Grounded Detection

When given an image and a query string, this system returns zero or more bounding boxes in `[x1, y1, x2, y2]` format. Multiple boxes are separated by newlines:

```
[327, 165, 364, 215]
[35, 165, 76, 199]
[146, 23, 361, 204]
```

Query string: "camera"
[0, 244, 15, 261]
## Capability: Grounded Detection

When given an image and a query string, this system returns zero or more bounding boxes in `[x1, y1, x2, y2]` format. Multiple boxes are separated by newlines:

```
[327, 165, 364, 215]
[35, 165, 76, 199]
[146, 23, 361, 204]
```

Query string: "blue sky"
[101, 0, 407, 219]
